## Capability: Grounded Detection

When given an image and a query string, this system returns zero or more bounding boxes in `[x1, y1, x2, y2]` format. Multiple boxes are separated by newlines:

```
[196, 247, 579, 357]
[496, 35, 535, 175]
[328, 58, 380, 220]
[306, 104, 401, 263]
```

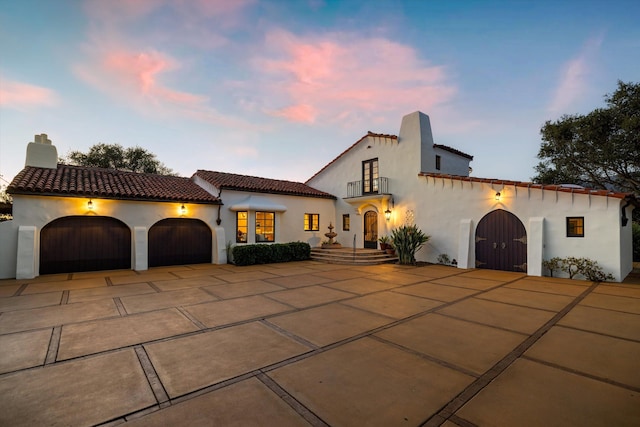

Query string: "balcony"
[344, 177, 392, 215]
[346, 177, 390, 198]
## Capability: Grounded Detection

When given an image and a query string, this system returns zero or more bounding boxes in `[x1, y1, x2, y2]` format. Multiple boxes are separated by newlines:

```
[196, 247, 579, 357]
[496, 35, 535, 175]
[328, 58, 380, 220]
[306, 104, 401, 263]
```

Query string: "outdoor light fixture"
[495, 192, 501, 201]
[87, 199, 94, 210]
[180, 204, 186, 215]
[385, 207, 392, 221]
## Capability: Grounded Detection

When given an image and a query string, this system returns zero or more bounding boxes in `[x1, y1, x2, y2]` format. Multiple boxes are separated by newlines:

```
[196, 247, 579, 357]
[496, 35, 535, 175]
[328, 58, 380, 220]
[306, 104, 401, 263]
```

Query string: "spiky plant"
[390, 225, 430, 265]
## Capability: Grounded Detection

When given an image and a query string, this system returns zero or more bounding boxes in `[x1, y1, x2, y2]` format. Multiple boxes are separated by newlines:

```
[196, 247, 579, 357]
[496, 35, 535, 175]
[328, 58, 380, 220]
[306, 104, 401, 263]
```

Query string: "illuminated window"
[304, 213, 319, 231]
[256, 211, 275, 242]
[343, 214, 350, 231]
[362, 158, 379, 194]
[236, 211, 248, 243]
[566, 217, 584, 237]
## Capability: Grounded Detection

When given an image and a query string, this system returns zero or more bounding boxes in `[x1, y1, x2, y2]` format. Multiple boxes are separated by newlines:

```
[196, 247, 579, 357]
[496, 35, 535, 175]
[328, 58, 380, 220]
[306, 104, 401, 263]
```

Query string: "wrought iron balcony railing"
[346, 177, 389, 198]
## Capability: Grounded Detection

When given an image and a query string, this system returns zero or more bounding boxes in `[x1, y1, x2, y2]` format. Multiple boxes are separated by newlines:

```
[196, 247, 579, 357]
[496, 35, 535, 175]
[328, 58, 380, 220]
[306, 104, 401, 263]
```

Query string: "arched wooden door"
[475, 209, 527, 272]
[148, 218, 212, 267]
[40, 216, 131, 274]
[364, 211, 378, 249]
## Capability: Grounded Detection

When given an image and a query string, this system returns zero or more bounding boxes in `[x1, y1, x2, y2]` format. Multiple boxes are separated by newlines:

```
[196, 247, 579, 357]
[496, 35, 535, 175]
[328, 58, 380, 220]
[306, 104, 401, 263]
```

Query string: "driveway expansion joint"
[257, 372, 329, 427]
[44, 326, 61, 365]
[134, 345, 170, 406]
[422, 281, 600, 426]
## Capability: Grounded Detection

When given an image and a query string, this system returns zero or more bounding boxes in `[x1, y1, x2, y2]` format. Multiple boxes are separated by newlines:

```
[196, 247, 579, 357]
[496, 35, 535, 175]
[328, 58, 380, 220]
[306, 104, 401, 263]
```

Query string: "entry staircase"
[310, 247, 398, 265]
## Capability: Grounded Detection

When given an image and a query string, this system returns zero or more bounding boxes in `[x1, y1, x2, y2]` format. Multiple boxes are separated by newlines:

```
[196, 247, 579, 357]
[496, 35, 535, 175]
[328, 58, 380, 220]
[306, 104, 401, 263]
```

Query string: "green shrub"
[232, 242, 310, 266]
[390, 225, 430, 265]
[542, 257, 563, 277]
[543, 256, 614, 282]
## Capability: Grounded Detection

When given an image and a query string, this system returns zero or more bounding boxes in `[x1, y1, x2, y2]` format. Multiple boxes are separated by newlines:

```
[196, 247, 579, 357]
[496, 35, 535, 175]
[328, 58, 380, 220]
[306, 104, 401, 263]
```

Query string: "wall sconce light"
[87, 199, 94, 210]
[385, 207, 392, 221]
[495, 192, 501, 201]
[179, 203, 186, 215]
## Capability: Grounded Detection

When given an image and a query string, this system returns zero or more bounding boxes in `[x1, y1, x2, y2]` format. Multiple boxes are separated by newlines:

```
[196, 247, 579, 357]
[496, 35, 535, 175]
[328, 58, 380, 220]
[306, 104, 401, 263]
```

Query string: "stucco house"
[1, 112, 636, 281]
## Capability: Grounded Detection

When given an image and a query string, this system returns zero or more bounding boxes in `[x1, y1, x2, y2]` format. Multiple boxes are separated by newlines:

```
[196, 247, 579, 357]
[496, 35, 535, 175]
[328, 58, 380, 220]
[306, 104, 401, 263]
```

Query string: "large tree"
[65, 143, 176, 175]
[533, 81, 640, 195]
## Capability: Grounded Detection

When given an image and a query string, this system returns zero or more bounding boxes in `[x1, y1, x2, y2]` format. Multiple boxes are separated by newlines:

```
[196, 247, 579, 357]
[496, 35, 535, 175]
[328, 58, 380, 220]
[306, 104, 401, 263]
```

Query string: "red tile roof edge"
[306, 131, 398, 183]
[8, 165, 221, 204]
[419, 172, 638, 202]
[434, 144, 474, 160]
[195, 170, 337, 199]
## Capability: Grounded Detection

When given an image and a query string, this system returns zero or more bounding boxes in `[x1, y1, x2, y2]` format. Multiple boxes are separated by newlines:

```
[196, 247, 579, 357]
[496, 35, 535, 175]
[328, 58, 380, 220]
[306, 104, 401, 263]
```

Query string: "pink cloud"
[74, 47, 257, 130]
[271, 104, 317, 123]
[0, 78, 57, 110]
[84, 0, 254, 49]
[76, 48, 207, 106]
[256, 30, 456, 125]
[548, 34, 604, 115]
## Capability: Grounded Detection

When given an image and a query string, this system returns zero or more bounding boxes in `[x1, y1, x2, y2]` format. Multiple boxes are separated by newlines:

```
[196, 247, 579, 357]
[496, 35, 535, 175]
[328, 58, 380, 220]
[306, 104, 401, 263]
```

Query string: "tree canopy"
[533, 81, 640, 195]
[65, 143, 176, 175]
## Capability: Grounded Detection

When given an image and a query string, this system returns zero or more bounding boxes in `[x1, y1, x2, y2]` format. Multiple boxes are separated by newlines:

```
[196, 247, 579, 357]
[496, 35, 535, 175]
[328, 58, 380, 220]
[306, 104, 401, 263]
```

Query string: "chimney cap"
[34, 133, 52, 145]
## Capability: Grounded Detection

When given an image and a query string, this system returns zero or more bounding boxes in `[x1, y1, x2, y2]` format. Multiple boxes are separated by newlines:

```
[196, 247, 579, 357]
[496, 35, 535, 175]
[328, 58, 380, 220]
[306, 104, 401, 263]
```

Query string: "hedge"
[232, 242, 311, 266]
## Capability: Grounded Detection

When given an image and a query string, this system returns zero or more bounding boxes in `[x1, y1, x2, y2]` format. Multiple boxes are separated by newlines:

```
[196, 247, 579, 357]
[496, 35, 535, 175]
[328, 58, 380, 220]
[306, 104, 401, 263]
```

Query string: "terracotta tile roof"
[434, 144, 474, 160]
[419, 172, 638, 202]
[8, 165, 220, 204]
[195, 170, 336, 199]
[306, 131, 398, 183]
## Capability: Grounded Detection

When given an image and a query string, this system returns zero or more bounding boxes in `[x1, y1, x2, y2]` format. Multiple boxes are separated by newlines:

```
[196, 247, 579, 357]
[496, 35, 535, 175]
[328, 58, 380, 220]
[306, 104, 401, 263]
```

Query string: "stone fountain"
[321, 222, 342, 249]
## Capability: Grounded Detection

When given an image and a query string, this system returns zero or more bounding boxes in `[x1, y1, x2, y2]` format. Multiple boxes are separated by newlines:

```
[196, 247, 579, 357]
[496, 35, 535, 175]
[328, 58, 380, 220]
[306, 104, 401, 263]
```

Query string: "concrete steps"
[310, 247, 398, 265]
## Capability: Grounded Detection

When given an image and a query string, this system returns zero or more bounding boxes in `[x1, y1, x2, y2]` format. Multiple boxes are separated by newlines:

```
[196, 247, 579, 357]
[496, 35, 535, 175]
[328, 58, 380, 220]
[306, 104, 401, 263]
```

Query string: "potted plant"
[385, 242, 395, 255]
[378, 235, 390, 250]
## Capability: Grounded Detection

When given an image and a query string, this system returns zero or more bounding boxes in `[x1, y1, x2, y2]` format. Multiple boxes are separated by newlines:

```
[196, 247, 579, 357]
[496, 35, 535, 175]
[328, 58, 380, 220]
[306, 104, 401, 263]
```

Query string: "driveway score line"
[422, 281, 600, 427]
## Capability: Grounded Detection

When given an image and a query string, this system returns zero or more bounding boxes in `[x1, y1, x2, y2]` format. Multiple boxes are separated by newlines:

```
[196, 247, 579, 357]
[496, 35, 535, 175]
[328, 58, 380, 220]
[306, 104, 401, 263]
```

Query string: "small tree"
[0, 183, 12, 222]
[390, 225, 430, 265]
[542, 257, 563, 277]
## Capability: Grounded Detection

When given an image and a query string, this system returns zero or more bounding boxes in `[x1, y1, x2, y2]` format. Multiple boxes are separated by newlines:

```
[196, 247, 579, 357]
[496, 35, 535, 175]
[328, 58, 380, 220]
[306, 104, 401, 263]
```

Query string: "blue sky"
[1, 0, 638, 187]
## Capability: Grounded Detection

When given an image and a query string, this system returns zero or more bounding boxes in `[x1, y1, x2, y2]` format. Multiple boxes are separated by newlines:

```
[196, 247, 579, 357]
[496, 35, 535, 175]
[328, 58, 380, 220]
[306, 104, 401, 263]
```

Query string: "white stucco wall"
[414, 176, 630, 282]
[434, 147, 471, 176]
[206, 187, 336, 248]
[1, 195, 222, 279]
[307, 111, 632, 282]
[0, 220, 19, 279]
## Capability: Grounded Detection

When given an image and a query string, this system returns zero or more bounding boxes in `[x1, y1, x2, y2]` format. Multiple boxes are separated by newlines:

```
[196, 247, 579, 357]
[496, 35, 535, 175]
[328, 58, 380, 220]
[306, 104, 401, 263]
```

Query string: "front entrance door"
[475, 209, 527, 272]
[364, 211, 378, 249]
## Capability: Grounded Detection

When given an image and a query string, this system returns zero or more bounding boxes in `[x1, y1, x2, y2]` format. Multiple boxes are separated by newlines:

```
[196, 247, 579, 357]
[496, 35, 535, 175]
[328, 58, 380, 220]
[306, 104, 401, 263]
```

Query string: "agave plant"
[390, 225, 430, 265]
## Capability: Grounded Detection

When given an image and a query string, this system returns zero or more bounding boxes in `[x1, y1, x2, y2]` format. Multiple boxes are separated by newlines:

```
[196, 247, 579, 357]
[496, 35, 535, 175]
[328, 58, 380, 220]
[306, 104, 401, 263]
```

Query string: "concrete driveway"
[0, 261, 639, 426]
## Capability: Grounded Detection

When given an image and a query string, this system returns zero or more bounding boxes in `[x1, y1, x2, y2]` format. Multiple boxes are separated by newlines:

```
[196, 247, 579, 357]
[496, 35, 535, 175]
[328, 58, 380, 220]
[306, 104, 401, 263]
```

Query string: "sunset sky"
[1, 0, 638, 187]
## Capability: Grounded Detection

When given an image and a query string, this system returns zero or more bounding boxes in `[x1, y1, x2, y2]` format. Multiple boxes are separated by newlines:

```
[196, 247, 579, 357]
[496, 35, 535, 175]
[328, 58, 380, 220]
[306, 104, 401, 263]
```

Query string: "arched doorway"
[364, 211, 378, 249]
[148, 218, 212, 267]
[40, 216, 131, 274]
[475, 209, 527, 272]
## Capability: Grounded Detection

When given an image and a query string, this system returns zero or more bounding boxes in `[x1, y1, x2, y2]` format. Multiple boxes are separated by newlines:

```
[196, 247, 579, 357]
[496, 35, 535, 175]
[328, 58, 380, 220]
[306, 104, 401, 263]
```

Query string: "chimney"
[25, 133, 58, 169]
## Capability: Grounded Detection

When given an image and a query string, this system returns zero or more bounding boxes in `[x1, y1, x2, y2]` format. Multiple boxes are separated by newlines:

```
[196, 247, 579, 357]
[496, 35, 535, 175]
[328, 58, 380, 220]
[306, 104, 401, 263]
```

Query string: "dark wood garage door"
[148, 218, 212, 267]
[40, 216, 131, 274]
[475, 209, 527, 272]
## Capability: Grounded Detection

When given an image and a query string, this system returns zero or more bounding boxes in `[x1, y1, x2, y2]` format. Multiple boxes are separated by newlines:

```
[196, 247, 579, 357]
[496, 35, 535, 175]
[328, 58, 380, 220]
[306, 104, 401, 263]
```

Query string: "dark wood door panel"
[40, 216, 131, 274]
[148, 218, 212, 267]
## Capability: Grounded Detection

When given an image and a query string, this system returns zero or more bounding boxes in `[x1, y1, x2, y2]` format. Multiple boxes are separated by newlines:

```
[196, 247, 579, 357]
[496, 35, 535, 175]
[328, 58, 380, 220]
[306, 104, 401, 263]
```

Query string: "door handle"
[492, 242, 497, 249]
[501, 242, 506, 249]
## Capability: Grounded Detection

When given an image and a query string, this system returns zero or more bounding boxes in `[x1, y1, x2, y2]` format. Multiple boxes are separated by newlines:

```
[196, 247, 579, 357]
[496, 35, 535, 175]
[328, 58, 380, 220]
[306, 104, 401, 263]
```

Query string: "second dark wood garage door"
[148, 218, 212, 267]
[40, 216, 131, 275]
